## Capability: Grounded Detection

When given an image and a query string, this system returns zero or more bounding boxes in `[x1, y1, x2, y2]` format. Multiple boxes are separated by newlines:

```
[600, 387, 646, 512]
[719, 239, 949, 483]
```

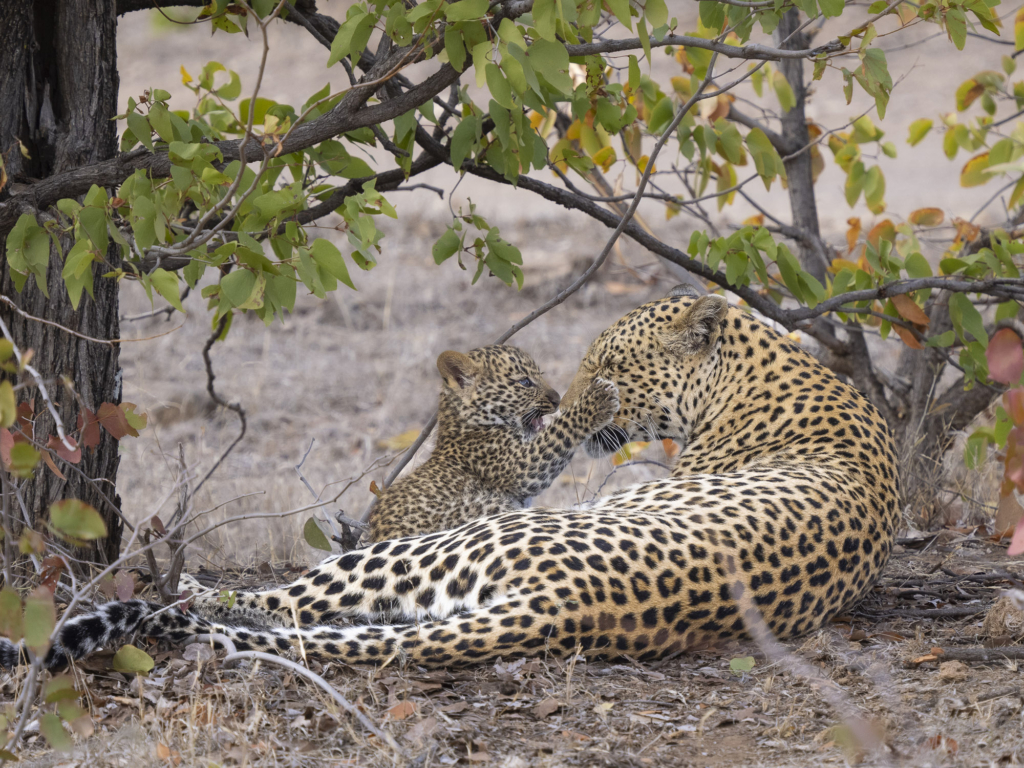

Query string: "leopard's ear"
[437, 351, 481, 390]
[663, 294, 728, 355]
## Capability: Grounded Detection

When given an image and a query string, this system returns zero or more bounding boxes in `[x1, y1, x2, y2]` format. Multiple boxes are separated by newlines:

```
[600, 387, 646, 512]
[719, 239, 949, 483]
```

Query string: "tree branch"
[564, 33, 843, 61]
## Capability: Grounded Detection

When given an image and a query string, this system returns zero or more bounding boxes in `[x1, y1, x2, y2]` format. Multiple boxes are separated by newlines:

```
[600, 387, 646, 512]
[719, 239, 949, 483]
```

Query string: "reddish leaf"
[893, 325, 924, 349]
[15, 401, 33, 442]
[121, 403, 147, 435]
[77, 408, 100, 449]
[150, 515, 166, 535]
[0, 428, 12, 467]
[891, 294, 930, 327]
[47, 435, 81, 464]
[114, 570, 136, 601]
[39, 557, 65, 593]
[97, 402, 131, 440]
[41, 451, 66, 480]
[1005, 389, 1024, 426]
[987, 328, 1024, 384]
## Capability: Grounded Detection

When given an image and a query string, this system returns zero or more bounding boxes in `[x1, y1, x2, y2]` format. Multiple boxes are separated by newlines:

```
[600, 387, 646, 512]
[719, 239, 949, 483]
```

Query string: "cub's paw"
[580, 377, 620, 430]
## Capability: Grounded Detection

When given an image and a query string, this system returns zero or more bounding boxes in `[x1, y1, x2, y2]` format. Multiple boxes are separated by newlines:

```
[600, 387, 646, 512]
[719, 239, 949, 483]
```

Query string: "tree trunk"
[0, 0, 124, 565]
[773, 8, 831, 284]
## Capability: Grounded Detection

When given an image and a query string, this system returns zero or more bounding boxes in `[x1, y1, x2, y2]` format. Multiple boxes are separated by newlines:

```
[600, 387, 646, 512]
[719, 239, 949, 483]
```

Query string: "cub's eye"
[517, 378, 535, 387]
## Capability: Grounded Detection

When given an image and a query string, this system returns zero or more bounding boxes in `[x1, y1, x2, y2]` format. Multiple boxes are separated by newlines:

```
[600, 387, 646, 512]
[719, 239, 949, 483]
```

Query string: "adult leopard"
[370, 345, 619, 541]
[2, 292, 900, 670]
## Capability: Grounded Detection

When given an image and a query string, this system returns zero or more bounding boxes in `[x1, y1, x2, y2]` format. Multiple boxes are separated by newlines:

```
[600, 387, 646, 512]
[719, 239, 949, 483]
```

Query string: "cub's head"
[436, 345, 561, 437]
[562, 290, 729, 456]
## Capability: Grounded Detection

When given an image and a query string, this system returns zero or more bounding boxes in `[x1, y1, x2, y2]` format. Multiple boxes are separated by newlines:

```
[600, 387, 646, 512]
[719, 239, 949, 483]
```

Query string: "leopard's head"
[436, 345, 561, 438]
[562, 290, 729, 456]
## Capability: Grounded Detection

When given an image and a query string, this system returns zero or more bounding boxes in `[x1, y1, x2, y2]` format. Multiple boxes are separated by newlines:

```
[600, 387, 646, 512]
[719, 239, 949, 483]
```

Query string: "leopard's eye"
[517, 378, 535, 387]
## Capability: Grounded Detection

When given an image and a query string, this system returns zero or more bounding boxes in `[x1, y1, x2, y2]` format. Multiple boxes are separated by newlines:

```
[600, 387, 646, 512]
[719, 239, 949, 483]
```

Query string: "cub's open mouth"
[524, 411, 556, 438]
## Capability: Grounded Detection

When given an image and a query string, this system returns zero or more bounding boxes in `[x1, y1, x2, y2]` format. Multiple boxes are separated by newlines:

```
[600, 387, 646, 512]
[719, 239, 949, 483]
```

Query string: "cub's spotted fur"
[1, 293, 900, 671]
[370, 345, 619, 541]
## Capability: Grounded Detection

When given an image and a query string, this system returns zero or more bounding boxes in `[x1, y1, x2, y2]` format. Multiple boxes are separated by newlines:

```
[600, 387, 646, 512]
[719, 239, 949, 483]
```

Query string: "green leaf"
[451, 115, 478, 170]
[8, 443, 40, 479]
[445, 0, 488, 21]
[772, 71, 796, 112]
[112, 644, 155, 675]
[216, 70, 242, 100]
[310, 238, 355, 290]
[149, 268, 185, 312]
[729, 655, 755, 674]
[303, 517, 333, 552]
[126, 111, 153, 150]
[44, 675, 81, 704]
[645, 0, 668, 27]
[24, 587, 55, 656]
[949, 292, 988, 344]
[444, 26, 467, 71]
[220, 269, 259, 307]
[533, 0, 558, 39]
[818, 0, 844, 18]
[0, 587, 23, 643]
[527, 40, 572, 95]
[50, 499, 107, 541]
[79, 207, 109, 253]
[433, 228, 461, 264]
[40, 713, 72, 751]
[904, 252, 932, 278]
[746, 128, 782, 190]
[946, 7, 967, 50]
[605, 0, 633, 30]
[485, 63, 514, 109]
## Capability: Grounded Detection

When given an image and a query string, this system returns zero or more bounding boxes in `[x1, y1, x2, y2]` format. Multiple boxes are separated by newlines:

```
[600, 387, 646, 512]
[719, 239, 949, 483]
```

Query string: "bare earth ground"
[9, 4, 1024, 766]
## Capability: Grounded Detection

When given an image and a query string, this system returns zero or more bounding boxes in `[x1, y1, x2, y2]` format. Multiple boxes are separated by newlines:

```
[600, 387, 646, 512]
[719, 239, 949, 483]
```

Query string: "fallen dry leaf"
[403, 715, 437, 744]
[441, 700, 470, 714]
[532, 698, 561, 719]
[388, 700, 417, 721]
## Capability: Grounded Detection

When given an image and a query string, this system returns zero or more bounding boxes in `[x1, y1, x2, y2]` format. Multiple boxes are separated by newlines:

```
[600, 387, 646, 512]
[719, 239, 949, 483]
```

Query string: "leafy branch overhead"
[2, 0, 1024, 517]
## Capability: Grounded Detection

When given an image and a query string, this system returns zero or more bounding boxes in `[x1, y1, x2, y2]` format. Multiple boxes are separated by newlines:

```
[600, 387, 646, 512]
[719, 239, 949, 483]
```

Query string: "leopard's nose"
[545, 387, 561, 410]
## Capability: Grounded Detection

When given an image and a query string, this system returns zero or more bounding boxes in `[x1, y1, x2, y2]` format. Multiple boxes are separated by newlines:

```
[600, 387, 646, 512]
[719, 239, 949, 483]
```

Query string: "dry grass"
[9, 540, 1024, 767]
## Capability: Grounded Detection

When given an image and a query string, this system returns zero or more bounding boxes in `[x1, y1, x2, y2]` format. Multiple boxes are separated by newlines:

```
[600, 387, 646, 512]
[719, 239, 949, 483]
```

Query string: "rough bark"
[0, 0, 124, 564]
[773, 8, 831, 284]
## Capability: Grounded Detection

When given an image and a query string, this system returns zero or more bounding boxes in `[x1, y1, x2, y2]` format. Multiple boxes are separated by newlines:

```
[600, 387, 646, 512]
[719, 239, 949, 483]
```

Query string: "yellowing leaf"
[729, 656, 755, 674]
[24, 587, 55, 656]
[960, 152, 991, 187]
[377, 429, 420, 451]
[0, 381, 15, 428]
[180, 65, 193, 85]
[908, 208, 944, 227]
[613, 441, 649, 466]
[49, 499, 107, 541]
[112, 644, 155, 675]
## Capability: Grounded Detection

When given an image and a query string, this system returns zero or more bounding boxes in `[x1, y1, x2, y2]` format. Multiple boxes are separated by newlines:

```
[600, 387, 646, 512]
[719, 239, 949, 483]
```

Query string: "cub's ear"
[437, 351, 481, 389]
[663, 294, 728, 356]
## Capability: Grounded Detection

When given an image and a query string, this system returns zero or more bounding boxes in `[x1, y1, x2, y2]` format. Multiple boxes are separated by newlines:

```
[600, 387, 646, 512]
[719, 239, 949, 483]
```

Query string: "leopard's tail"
[0, 600, 162, 670]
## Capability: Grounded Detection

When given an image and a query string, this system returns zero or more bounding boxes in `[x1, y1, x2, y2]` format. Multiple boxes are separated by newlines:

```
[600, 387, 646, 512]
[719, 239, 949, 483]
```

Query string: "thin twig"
[222, 650, 408, 756]
[192, 315, 247, 499]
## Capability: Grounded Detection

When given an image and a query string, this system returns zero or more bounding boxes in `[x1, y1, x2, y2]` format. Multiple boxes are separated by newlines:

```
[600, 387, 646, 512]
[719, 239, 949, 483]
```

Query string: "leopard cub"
[369, 345, 618, 541]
